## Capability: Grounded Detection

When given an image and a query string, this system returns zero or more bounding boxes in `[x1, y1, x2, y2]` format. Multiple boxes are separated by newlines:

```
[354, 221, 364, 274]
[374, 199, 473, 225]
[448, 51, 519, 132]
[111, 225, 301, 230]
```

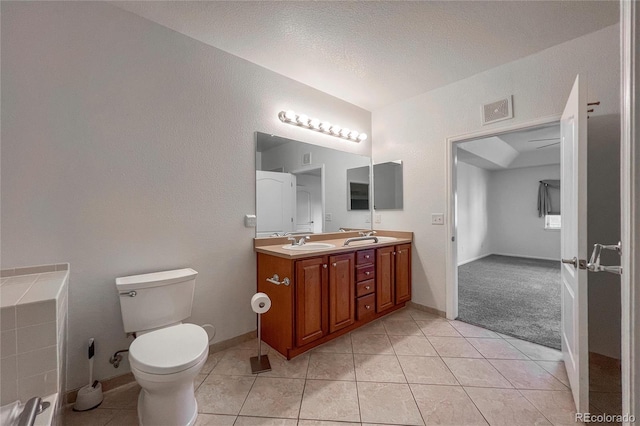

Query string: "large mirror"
[373, 160, 404, 210]
[255, 132, 372, 236]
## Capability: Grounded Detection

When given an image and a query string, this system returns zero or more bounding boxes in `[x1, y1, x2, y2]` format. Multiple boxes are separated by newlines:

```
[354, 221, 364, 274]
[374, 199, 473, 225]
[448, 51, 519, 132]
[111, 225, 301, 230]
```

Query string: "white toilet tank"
[116, 268, 198, 333]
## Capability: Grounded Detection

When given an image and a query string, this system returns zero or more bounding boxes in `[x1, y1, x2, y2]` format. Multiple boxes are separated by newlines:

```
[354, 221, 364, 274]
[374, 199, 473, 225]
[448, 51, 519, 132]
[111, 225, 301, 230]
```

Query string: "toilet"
[116, 268, 208, 426]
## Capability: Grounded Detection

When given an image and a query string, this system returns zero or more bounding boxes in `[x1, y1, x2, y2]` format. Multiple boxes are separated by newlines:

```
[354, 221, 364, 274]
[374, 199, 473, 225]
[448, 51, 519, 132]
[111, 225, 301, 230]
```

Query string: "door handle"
[561, 257, 578, 268]
[587, 242, 623, 275]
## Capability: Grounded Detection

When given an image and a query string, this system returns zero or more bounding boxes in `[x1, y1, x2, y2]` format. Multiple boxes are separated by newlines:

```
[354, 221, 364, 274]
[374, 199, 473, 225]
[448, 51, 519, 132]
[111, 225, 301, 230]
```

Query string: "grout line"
[349, 332, 363, 424]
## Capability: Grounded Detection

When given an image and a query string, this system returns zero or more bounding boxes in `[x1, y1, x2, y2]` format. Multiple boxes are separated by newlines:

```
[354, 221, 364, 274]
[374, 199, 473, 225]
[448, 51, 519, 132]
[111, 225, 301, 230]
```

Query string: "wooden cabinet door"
[328, 253, 355, 333]
[376, 246, 395, 312]
[395, 244, 412, 304]
[295, 257, 328, 347]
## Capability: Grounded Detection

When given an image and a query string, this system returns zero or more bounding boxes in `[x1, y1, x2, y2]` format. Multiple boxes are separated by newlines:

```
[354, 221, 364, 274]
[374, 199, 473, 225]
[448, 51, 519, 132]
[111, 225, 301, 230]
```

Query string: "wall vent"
[482, 96, 513, 125]
[302, 152, 312, 165]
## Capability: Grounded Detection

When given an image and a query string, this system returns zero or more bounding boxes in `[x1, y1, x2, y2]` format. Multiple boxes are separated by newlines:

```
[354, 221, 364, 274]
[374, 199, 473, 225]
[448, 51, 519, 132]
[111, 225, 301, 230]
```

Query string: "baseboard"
[406, 301, 446, 318]
[64, 330, 257, 404]
[488, 252, 559, 262]
[457, 253, 492, 266]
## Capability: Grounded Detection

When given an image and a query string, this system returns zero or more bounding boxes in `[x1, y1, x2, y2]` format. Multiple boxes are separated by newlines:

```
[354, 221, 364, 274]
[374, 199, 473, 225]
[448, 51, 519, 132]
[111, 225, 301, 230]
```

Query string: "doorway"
[292, 166, 325, 234]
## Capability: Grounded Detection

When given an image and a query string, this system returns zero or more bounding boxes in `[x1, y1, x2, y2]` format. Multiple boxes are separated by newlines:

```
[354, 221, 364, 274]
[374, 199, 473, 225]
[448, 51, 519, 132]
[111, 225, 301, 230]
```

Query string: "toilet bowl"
[129, 323, 209, 426]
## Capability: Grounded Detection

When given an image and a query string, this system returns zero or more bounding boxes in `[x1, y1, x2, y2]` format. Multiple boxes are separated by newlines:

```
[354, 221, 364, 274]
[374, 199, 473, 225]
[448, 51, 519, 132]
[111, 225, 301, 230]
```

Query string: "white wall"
[489, 164, 561, 260]
[456, 162, 492, 264]
[0, 2, 371, 390]
[372, 24, 621, 357]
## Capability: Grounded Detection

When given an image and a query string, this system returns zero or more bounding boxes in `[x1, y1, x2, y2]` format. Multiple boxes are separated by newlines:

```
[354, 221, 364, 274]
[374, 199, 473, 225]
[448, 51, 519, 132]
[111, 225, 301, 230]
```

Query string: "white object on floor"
[115, 268, 209, 426]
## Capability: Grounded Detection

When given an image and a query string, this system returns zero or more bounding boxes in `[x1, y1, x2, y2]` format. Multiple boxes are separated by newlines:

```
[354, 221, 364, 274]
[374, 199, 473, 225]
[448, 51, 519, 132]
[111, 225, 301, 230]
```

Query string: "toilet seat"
[129, 323, 208, 375]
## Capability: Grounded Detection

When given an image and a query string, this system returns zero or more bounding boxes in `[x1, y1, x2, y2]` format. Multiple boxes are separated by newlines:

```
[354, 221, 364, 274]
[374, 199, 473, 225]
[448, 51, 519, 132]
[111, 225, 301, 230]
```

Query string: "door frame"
[291, 164, 326, 233]
[445, 114, 561, 320]
[620, 0, 638, 420]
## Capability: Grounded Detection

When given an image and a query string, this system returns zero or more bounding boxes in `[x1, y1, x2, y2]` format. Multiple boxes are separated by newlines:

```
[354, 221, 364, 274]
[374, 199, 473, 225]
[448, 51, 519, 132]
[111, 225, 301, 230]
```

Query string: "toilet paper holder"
[266, 274, 290, 286]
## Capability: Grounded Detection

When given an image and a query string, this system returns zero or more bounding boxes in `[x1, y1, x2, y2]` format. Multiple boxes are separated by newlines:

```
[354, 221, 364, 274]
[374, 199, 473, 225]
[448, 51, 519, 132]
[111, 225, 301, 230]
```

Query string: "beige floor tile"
[351, 333, 394, 354]
[61, 407, 118, 426]
[210, 349, 259, 376]
[313, 334, 353, 353]
[357, 381, 424, 425]
[448, 321, 500, 338]
[466, 337, 529, 359]
[536, 361, 571, 387]
[350, 319, 386, 335]
[299, 421, 360, 426]
[505, 339, 563, 361]
[415, 319, 462, 337]
[428, 337, 483, 358]
[442, 358, 512, 388]
[196, 375, 255, 415]
[100, 382, 140, 409]
[398, 355, 458, 385]
[465, 387, 551, 426]
[307, 352, 355, 381]
[409, 384, 488, 425]
[200, 351, 224, 374]
[234, 338, 272, 352]
[234, 416, 298, 425]
[520, 390, 582, 426]
[383, 318, 423, 335]
[240, 377, 305, 419]
[389, 334, 438, 356]
[299, 379, 360, 422]
[489, 359, 567, 390]
[194, 413, 237, 425]
[194, 373, 208, 390]
[408, 309, 443, 321]
[354, 354, 406, 383]
[259, 351, 309, 379]
[384, 308, 416, 321]
[105, 409, 139, 426]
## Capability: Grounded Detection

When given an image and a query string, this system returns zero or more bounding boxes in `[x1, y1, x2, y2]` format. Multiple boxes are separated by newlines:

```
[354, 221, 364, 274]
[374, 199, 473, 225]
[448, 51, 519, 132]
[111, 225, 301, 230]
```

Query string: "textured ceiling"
[114, 1, 619, 111]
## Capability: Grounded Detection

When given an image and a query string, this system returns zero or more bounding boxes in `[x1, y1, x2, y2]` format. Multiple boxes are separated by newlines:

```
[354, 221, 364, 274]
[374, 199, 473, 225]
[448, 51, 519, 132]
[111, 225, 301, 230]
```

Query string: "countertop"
[254, 230, 413, 259]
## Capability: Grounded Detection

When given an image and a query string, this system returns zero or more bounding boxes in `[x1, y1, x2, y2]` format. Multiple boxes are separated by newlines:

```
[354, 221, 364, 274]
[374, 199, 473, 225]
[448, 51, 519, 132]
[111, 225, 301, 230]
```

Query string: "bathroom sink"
[282, 242, 336, 251]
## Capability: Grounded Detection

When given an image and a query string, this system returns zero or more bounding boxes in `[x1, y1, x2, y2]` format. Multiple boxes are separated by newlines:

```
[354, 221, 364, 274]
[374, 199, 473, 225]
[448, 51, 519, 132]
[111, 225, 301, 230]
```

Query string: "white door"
[560, 75, 589, 412]
[256, 171, 295, 237]
[296, 189, 313, 232]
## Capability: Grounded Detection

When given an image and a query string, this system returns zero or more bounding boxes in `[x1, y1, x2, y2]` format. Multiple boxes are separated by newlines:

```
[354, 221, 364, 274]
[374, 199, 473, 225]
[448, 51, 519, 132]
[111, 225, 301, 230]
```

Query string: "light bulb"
[320, 122, 332, 132]
[330, 125, 342, 135]
[358, 133, 368, 141]
[349, 130, 359, 140]
[297, 114, 309, 126]
[284, 110, 296, 121]
[309, 118, 321, 129]
[340, 128, 350, 138]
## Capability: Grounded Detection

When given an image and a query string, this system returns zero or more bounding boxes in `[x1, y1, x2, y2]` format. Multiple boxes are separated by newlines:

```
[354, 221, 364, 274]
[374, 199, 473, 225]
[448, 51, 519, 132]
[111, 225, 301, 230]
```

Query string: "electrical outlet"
[375, 214, 382, 224]
[325, 213, 332, 222]
[431, 213, 444, 225]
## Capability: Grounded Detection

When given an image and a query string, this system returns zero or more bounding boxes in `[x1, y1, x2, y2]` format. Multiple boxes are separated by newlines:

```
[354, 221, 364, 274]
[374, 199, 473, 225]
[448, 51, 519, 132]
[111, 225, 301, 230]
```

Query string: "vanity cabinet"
[376, 243, 412, 312]
[256, 240, 411, 359]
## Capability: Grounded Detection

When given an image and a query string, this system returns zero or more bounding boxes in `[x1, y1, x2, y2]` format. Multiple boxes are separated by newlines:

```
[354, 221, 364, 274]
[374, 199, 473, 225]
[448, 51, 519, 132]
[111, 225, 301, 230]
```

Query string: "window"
[545, 214, 561, 230]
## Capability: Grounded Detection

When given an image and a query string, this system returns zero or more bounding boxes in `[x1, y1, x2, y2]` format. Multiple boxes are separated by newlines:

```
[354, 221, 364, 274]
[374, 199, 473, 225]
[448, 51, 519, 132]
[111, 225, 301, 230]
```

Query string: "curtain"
[537, 180, 560, 217]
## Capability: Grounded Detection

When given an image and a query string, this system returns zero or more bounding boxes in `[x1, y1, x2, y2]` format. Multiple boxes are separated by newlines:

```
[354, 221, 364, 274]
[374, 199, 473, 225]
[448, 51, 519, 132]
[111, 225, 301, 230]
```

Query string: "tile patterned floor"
[62, 308, 602, 426]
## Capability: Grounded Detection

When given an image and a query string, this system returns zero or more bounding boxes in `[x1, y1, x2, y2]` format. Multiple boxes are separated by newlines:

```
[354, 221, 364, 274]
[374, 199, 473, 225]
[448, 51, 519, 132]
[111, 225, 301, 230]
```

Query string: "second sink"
[282, 242, 336, 251]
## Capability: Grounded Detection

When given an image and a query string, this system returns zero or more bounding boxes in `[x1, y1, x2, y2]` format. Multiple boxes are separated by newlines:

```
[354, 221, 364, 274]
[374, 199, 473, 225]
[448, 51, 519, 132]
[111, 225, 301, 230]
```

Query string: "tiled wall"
[0, 264, 68, 406]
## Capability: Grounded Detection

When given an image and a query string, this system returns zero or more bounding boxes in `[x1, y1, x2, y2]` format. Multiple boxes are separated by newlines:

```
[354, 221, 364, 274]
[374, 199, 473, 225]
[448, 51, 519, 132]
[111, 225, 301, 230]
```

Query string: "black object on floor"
[458, 254, 561, 349]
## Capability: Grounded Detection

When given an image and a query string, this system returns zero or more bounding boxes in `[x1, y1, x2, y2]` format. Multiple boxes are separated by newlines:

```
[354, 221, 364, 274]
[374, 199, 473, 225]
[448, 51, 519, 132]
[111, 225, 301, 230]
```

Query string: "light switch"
[375, 214, 382, 224]
[325, 213, 332, 222]
[244, 214, 257, 227]
[431, 213, 444, 225]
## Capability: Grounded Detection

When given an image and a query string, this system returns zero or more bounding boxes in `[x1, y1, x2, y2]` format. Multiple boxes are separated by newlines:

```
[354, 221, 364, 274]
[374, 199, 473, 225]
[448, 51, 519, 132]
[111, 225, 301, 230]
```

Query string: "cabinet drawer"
[356, 264, 375, 282]
[357, 293, 376, 320]
[356, 279, 375, 297]
[356, 249, 375, 266]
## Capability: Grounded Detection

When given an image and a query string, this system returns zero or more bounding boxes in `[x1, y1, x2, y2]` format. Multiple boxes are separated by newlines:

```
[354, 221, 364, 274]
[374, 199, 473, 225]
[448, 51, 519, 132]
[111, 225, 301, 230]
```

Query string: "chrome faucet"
[288, 236, 311, 246]
[359, 230, 377, 237]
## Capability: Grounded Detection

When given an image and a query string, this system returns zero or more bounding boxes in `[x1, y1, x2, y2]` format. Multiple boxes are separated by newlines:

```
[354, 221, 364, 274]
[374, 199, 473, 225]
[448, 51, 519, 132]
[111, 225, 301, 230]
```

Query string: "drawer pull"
[266, 274, 290, 286]
[332, 262, 337, 267]
[365, 305, 371, 310]
[393, 252, 396, 255]
[398, 250, 403, 254]
[323, 264, 328, 269]
[365, 285, 371, 290]
[365, 255, 370, 259]
[365, 271, 371, 276]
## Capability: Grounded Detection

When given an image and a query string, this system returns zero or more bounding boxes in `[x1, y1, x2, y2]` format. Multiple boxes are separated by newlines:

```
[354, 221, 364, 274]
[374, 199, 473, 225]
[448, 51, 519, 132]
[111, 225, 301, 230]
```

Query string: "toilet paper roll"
[251, 292, 271, 314]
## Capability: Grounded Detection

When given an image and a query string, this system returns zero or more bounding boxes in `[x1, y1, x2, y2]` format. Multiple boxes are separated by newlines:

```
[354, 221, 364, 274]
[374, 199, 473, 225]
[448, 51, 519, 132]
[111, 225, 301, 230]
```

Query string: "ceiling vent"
[482, 96, 513, 125]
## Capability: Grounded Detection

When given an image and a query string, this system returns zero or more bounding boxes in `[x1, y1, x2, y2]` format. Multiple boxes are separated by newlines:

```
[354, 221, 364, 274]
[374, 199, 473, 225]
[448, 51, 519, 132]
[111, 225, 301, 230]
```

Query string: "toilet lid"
[129, 323, 208, 375]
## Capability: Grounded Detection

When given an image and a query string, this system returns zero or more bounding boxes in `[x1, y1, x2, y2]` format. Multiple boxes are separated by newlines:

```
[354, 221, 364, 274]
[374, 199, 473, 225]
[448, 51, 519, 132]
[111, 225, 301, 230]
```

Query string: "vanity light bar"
[278, 110, 368, 142]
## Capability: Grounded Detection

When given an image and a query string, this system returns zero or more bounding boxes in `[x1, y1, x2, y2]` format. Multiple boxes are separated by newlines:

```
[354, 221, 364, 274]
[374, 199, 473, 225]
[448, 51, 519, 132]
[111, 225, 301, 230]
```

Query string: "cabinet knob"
[393, 252, 396, 255]
[365, 285, 371, 290]
[365, 271, 370, 275]
[323, 264, 328, 269]
[332, 263, 337, 267]
[365, 255, 370, 259]
[398, 250, 402, 254]
[365, 305, 371, 310]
